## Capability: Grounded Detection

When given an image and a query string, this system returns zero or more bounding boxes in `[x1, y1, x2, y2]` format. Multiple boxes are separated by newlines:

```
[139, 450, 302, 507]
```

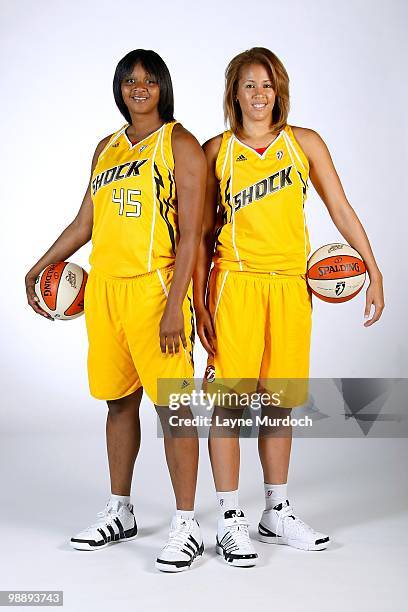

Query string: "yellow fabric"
[84, 266, 194, 403]
[206, 268, 312, 407]
[214, 125, 310, 275]
[90, 121, 179, 277]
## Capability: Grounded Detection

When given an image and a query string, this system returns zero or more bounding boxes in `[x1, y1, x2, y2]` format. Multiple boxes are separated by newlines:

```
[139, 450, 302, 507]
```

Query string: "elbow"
[71, 219, 92, 247]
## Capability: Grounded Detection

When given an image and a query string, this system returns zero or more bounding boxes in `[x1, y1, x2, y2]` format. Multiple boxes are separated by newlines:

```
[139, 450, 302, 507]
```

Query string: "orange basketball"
[35, 262, 88, 320]
[307, 243, 366, 303]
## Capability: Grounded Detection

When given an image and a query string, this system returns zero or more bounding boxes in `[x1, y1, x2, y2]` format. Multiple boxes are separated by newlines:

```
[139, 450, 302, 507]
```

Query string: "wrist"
[193, 301, 207, 313]
[165, 296, 183, 312]
[368, 268, 382, 281]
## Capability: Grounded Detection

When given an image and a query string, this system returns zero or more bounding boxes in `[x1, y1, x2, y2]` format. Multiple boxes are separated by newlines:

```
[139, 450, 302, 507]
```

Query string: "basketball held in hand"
[307, 243, 366, 303]
[35, 262, 88, 320]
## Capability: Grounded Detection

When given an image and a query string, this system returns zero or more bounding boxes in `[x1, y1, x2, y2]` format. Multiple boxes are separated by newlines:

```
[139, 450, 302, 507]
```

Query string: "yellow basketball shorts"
[206, 268, 313, 407]
[84, 266, 194, 404]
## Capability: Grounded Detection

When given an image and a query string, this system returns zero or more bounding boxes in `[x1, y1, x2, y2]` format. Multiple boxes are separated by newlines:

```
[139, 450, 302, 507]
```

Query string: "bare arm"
[293, 126, 384, 326]
[159, 124, 207, 354]
[25, 134, 111, 318]
[192, 135, 222, 354]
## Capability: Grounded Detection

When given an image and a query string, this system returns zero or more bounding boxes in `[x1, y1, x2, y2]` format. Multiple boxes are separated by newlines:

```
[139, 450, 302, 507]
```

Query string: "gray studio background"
[1, 1, 407, 611]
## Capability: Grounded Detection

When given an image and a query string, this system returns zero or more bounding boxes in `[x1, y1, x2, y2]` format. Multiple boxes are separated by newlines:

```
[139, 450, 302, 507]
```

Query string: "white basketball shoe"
[70, 499, 138, 551]
[216, 509, 258, 567]
[258, 500, 330, 551]
[155, 515, 204, 572]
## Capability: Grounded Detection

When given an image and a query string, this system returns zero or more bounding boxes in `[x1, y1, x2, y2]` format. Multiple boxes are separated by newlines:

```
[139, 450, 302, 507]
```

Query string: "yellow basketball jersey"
[89, 121, 179, 277]
[214, 124, 310, 275]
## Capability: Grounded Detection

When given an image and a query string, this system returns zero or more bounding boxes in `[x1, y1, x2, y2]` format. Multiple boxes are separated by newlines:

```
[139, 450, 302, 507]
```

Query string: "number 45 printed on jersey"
[112, 188, 142, 217]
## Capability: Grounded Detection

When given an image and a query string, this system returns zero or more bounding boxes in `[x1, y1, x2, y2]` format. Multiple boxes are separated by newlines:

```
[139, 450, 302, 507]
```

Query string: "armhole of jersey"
[215, 131, 232, 181]
[162, 120, 179, 174]
[97, 124, 128, 162]
[285, 125, 310, 173]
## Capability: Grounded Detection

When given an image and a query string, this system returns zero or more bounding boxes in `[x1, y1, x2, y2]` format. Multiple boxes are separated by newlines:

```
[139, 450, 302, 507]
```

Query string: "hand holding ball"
[35, 262, 88, 320]
[306, 243, 366, 302]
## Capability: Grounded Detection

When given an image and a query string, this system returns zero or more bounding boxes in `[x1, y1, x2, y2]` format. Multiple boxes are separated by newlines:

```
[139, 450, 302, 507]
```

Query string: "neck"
[127, 111, 164, 141]
[238, 117, 277, 141]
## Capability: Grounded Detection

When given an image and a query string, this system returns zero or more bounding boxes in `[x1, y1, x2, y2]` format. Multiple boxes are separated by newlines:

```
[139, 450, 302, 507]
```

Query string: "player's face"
[121, 63, 160, 116]
[236, 63, 276, 124]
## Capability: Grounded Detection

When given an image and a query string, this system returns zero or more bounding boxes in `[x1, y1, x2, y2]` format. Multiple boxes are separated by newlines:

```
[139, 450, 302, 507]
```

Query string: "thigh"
[207, 270, 267, 381]
[260, 275, 312, 407]
[263, 276, 312, 377]
[123, 268, 195, 405]
[84, 270, 141, 401]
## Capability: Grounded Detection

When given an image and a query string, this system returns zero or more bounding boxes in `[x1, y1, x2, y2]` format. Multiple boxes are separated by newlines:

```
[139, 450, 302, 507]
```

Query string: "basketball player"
[25, 50, 206, 572]
[194, 47, 384, 566]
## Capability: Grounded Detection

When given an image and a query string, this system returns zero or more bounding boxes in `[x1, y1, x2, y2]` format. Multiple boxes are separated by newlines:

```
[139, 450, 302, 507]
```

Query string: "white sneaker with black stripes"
[70, 500, 138, 551]
[216, 509, 258, 567]
[155, 515, 204, 572]
[258, 500, 330, 551]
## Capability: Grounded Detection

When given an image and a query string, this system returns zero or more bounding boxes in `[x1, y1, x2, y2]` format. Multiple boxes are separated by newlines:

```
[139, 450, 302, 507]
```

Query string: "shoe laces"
[227, 516, 251, 549]
[90, 503, 126, 529]
[165, 518, 194, 552]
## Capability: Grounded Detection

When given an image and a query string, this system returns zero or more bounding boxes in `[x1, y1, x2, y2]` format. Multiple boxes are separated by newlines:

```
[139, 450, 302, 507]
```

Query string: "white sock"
[109, 494, 131, 507]
[176, 509, 195, 520]
[264, 483, 288, 510]
[217, 489, 239, 514]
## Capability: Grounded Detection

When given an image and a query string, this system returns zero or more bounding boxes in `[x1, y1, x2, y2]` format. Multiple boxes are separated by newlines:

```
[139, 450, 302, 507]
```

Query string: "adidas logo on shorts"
[236, 154, 247, 162]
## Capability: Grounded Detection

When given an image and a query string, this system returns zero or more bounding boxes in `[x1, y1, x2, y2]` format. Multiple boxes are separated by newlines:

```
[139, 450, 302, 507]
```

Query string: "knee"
[107, 389, 142, 418]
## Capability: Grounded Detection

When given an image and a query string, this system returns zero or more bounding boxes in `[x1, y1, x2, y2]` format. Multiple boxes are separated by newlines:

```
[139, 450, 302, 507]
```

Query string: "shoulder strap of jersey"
[97, 124, 128, 161]
[283, 125, 309, 173]
[160, 120, 179, 174]
[215, 130, 233, 182]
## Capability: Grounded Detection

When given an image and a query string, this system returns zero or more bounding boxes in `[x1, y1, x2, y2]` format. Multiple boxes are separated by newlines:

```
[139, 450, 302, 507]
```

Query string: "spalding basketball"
[35, 262, 88, 320]
[307, 243, 366, 303]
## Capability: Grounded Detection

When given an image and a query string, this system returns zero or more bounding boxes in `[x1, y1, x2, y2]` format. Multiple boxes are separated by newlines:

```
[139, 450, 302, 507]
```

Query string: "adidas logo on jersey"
[276, 150, 284, 160]
[112, 142, 120, 148]
[236, 154, 247, 162]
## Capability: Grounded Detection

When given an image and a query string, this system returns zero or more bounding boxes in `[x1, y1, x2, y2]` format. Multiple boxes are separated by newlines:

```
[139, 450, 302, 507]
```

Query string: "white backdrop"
[1, 0, 407, 436]
[0, 2, 407, 610]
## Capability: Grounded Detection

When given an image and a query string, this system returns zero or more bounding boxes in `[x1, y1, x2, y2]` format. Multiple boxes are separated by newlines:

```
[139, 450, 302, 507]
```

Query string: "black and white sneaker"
[155, 516, 204, 572]
[70, 500, 138, 551]
[258, 500, 330, 551]
[216, 509, 258, 567]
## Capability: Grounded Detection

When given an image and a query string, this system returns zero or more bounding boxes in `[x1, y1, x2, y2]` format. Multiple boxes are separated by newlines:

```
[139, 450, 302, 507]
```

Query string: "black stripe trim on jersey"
[186, 295, 195, 366]
[224, 176, 233, 224]
[297, 170, 308, 196]
[154, 163, 176, 255]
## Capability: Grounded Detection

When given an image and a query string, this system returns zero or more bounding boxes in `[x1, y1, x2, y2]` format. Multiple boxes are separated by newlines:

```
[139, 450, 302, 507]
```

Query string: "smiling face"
[120, 62, 160, 118]
[235, 63, 276, 124]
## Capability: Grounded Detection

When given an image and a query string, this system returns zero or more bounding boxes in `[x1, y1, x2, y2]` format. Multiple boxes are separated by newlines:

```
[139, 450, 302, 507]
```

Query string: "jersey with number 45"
[89, 121, 179, 277]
